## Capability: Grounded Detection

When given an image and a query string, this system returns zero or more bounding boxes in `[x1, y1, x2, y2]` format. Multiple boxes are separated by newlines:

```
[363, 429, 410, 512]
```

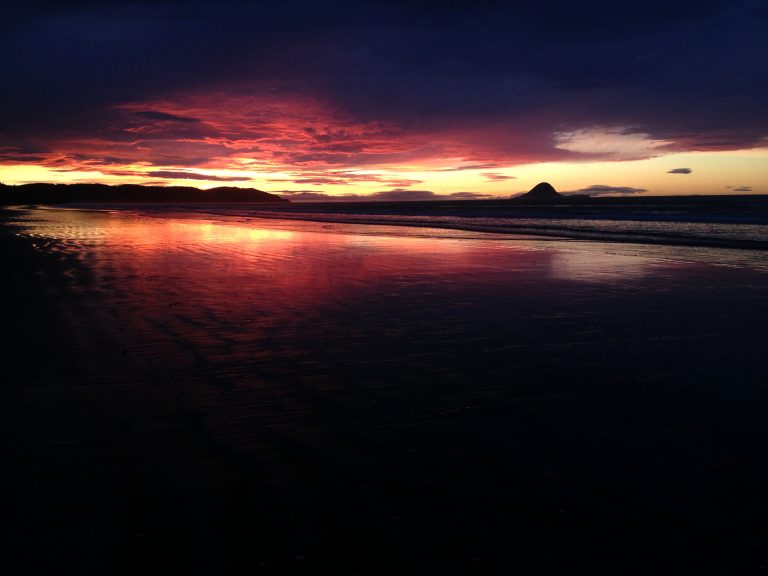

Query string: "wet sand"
[2, 206, 768, 573]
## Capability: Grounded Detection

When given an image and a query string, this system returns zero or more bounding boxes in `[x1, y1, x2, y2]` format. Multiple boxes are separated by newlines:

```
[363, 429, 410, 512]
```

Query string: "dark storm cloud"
[1, 0, 766, 157]
[667, 168, 692, 174]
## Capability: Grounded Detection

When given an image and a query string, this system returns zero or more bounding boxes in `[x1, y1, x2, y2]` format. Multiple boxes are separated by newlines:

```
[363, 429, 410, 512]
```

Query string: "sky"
[1, 0, 766, 200]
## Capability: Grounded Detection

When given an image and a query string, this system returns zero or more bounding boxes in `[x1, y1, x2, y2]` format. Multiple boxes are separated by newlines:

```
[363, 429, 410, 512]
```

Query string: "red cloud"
[1, 90, 579, 179]
[4, 85, 766, 190]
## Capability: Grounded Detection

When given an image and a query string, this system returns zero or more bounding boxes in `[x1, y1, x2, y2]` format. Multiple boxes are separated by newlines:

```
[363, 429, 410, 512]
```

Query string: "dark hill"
[518, 182, 561, 200]
[0, 182, 288, 205]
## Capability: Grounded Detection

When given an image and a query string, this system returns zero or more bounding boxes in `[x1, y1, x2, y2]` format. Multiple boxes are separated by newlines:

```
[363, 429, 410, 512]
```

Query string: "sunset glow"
[1, 2, 766, 199]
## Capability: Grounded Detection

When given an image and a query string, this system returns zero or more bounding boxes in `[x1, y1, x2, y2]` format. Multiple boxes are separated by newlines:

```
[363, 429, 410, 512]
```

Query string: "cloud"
[287, 173, 423, 187]
[555, 127, 672, 161]
[292, 177, 348, 185]
[566, 184, 648, 196]
[0, 0, 766, 183]
[275, 190, 366, 202]
[448, 192, 493, 199]
[132, 110, 201, 123]
[667, 167, 692, 174]
[0, 145, 51, 163]
[440, 163, 501, 172]
[147, 170, 252, 181]
[276, 188, 492, 202]
[385, 179, 423, 187]
[726, 185, 752, 192]
[481, 173, 516, 181]
[369, 189, 438, 201]
[0, 154, 48, 163]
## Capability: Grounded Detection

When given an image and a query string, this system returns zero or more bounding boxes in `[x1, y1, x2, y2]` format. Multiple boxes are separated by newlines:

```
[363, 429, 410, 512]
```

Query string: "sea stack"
[519, 182, 561, 201]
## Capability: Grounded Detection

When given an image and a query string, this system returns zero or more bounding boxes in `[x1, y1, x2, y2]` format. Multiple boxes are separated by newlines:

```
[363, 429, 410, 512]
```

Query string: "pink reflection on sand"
[21, 209, 668, 329]
[30, 211, 507, 314]
[24, 209, 666, 294]
[15, 208, 674, 382]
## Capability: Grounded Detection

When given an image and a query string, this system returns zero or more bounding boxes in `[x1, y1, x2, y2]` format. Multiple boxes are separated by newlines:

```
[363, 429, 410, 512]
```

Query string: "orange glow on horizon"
[1, 89, 766, 198]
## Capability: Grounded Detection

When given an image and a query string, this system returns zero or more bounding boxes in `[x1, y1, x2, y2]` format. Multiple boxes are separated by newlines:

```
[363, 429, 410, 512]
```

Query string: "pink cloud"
[1, 90, 581, 177]
[4, 85, 766, 191]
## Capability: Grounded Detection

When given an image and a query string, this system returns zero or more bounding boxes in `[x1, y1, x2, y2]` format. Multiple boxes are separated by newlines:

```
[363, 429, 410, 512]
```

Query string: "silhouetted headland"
[511, 182, 590, 204]
[0, 182, 288, 205]
[520, 182, 560, 200]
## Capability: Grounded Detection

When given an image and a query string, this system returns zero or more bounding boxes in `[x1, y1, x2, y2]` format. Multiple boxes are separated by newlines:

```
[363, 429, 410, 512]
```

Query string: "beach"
[2, 205, 768, 573]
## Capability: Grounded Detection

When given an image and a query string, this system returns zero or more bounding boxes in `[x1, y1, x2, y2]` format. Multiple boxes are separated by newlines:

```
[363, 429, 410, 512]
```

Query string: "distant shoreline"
[14, 197, 768, 255]
[2, 181, 766, 207]
[0, 182, 288, 205]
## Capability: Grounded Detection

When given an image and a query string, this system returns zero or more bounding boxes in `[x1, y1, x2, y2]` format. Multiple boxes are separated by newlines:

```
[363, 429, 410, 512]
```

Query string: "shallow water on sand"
[6, 206, 768, 572]
[10, 205, 768, 427]
[70, 197, 768, 250]
[13, 207, 766, 384]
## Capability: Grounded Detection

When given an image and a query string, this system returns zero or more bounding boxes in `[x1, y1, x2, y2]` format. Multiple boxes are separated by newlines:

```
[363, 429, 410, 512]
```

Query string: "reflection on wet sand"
[15, 207, 757, 394]
[6, 206, 768, 574]
[24, 208, 666, 291]
[547, 248, 652, 282]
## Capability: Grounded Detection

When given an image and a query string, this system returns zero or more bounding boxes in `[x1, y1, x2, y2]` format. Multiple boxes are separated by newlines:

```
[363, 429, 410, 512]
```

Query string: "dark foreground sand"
[2, 207, 768, 574]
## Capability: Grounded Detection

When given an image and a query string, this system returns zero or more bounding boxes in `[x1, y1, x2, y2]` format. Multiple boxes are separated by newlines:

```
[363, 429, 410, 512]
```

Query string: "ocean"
[50, 195, 768, 269]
